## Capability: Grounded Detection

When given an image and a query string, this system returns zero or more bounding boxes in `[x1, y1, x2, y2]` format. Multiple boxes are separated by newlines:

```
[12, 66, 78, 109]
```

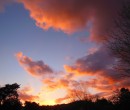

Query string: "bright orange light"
[39, 100, 56, 105]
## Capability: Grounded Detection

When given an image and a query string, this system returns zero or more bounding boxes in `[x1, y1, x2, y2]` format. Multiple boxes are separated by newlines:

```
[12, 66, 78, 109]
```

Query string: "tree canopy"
[106, 0, 130, 76]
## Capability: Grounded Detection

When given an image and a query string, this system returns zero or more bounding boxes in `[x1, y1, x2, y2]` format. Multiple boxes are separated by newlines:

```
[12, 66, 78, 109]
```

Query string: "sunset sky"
[0, 0, 130, 105]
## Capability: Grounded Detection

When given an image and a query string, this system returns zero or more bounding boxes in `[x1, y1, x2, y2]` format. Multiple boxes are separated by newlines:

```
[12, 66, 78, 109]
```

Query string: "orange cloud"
[18, 86, 39, 103]
[18, 0, 125, 42]
[55, 96, 69, 104]
[64, 46, 116, 76]
[15, 51, 130, 105]
[55, 88, 92, 103]
[16, 52, 53, 77]
[64, 65, 92, 76]
[18, 0, 92, 34]
[43, 78, 70, 91]
[64, 46, 130, 93]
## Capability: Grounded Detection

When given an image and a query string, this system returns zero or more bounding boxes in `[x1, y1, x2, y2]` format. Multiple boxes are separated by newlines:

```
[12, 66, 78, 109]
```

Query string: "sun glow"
[40, 100, 56, 105]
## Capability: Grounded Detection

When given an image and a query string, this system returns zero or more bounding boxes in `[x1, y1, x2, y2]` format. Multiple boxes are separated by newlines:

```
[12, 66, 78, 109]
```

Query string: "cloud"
[15, 51, 130, 104]
[18, 0, 92, 34]
[55, 87, 91, 103]
[43, 78, 70, 91]
[18, 0, 126, 41]
[18, 86, 39, 102]
[55, 96, 69, 104]
[64, 46, 130, 92]
[55, 76, 130, 103]
[64, 46, 117, 76]
[16, 52, 53, 77]
[13, 0, 130, 104]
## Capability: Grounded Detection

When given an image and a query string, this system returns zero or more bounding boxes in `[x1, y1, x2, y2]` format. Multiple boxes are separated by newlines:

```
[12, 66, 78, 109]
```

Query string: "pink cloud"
[64, 46, 130, 92]
[18, 0, 126, 42]
[18, 86, 39, 102]
[15, 51, 130, 104]
[16, 52, 53, 77]
[43, 78, 70, 91]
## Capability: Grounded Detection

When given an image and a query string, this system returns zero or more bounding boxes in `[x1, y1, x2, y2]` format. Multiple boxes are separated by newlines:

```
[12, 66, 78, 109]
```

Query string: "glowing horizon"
[0, 0, 130, 106]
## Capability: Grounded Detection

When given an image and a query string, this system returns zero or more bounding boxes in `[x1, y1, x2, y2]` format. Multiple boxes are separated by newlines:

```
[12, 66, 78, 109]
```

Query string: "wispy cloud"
[64, 46, 130, 92]
[16, 52, 53, 77]
[18, 85, 39, 102]
[43, 78, 70, 91]
[13, 0, 130, 104]
[64, 46, 117, 76]
[16, 51, 130, 104]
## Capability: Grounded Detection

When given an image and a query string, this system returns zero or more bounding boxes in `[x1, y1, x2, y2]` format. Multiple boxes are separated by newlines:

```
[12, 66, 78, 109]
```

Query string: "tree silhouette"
[94, 98, 114, 110]
[107, 0, 130, 76]
[110, 88, 130, 110]
[117, 88, 130, 110]
[0, 83, 22, 110]
[24, 101, 40, 110]
[2, 98, 22, 110]
[0, 83, 130, 110]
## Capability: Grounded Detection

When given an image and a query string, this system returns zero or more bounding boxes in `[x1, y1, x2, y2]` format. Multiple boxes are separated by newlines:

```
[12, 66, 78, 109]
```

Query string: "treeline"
[0, 83, 130, 110]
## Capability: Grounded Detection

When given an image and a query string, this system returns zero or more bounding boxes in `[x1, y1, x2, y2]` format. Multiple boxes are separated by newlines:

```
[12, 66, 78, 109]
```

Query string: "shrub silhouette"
[116, 88, 130, 110]
[24, 101, 40, 110]
[0, 83, 130, 110]
[2, 99, 22, 110]
[0, 83, 22, 110]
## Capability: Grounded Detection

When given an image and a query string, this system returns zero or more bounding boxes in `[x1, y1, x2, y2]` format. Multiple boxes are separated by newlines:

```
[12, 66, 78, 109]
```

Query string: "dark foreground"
[0, 83, 130, 110]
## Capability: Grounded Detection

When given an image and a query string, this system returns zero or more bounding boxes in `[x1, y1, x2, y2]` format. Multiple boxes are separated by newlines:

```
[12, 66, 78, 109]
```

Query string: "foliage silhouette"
[21, 88, 130, 110]
[0, 83, 130, 110]
[115, 88, 130, 110]
[2, 99, 22, 110]
[0, 83, 22, 110]
[24, 101, 40, 110]
[106, 0, 130, 76]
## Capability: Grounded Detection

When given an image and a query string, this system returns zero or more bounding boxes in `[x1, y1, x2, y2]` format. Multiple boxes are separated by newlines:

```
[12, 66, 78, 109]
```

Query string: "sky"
[0, 0, 130, 105]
